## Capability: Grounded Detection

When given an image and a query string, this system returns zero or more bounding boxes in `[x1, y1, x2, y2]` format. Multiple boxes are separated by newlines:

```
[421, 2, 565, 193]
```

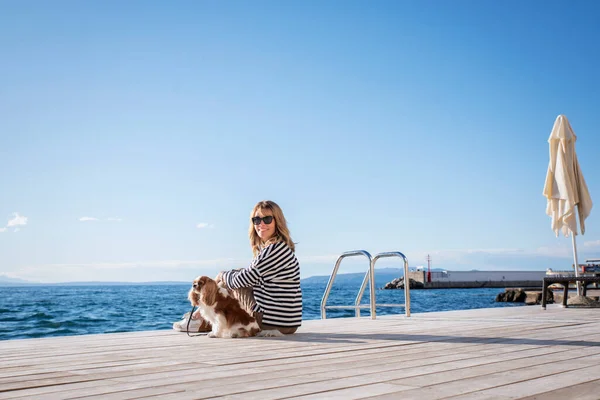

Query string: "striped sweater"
[223, 241, 302, 328]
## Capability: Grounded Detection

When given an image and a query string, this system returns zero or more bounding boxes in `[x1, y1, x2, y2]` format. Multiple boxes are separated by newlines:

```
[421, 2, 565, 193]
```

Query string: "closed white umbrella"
[543, 114, 593, 296]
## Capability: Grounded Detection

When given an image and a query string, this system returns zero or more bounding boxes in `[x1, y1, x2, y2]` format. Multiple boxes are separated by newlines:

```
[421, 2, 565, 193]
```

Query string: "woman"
[174, 200, 302, 334]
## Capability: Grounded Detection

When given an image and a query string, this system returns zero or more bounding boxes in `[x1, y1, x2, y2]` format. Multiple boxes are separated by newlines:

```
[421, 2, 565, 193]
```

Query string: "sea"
[0, 282, 525, 341]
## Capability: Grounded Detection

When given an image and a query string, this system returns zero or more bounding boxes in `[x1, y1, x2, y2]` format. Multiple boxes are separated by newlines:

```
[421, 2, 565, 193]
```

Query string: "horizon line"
[0, 267, 555, 285]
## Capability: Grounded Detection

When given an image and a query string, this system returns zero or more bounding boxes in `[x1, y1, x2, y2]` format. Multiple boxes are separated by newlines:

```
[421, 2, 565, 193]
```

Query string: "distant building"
[407, 270, 546, 289]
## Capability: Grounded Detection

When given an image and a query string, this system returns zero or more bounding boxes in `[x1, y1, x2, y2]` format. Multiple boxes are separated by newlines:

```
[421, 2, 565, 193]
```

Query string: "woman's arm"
[222, 242, 285, 289]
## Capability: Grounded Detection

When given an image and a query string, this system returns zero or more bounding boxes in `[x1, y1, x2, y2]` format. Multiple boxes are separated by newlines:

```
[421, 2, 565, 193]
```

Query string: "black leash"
[185, 305, 206, 337]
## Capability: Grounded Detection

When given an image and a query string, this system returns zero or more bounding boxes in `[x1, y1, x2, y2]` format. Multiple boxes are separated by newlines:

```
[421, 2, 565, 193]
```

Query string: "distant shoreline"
[0, 267, 550, 287]
[0, 281, 191, 287]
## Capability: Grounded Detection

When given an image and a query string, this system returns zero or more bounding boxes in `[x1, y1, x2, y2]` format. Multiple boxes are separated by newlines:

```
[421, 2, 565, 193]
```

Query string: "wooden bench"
[541, 276, 600, 309]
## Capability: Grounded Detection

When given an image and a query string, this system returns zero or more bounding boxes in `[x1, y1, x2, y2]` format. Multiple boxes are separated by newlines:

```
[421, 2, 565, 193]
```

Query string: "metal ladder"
[320, 250, 411, 319]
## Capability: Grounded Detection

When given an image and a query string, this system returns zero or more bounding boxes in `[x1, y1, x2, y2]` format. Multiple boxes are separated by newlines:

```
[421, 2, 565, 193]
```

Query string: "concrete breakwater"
[496, 288, 600, 305]
[421, 280, 543, 289]
[383, 270, 546, 290]
[495, 288, 553, 305]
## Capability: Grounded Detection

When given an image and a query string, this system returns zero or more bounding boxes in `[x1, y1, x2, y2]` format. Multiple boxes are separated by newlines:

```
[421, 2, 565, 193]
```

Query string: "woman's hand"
[214, 271, 225, 285]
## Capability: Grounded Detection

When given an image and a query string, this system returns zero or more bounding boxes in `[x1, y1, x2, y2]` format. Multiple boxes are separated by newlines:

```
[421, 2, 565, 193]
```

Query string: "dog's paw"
[207, 332, 217, 338]
[191, 310, 202, 320]
[257, 329, 284, 338]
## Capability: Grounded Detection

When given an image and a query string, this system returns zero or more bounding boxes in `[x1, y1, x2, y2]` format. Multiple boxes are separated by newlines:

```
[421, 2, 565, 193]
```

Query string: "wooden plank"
[517, 378, 600, 400]
[446, 366, 600, 399]
[372, 353, 600, 400]
[169, 345, 600, 399]
[85, 341, 596, 400]
[0, 305, 599, 400]
[102, 329, 600, 389]
[382, 346, 600, 389]
[0, 381, 111, 400]
[286, 383, 408, 400]
[66, 386, 186, 400]
[106, 342, 584, 394]
[200, 374, 417, 399]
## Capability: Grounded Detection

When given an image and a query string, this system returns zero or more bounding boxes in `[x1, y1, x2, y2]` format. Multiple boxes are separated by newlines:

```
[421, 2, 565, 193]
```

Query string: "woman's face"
[252, 209, 276, 242]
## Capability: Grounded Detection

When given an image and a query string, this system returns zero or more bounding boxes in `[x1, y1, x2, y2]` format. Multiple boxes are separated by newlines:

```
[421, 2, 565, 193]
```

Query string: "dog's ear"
[188, 287, 200, 306]
[200, 280, 218, 306]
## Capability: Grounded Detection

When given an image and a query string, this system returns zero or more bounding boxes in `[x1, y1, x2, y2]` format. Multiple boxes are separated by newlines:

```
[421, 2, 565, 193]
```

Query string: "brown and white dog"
[188, 276, 282, 338]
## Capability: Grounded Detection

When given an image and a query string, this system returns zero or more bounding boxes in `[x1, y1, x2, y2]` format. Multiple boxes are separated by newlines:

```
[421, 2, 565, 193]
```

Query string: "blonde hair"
[249, 200, 295, 256]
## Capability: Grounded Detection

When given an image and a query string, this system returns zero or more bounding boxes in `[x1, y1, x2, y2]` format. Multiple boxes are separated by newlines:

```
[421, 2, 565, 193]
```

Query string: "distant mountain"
[300, 267, 449, 287]
[0, 268, 452, 287]
[0, 279, 189, 287]
[0, 275, 37, 285]
[301, 268, 404, 287]
[49, 281, 190, 286]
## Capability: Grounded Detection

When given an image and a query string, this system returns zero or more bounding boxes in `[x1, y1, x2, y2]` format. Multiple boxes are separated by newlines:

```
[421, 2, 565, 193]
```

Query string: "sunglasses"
[252, 216, 274, 225]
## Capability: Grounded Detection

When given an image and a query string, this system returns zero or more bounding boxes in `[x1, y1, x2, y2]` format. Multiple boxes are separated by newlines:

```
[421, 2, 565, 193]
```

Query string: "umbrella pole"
[571, 232, 583, 296]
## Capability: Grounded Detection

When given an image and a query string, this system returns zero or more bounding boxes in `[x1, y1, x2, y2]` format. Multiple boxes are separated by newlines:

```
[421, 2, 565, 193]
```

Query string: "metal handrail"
[354, 268, 371, 318]
[321, 249, 412, 320]
[354, 251, 410, 319]
[320, 250, 372, 319]
[371, 251, 411, 317]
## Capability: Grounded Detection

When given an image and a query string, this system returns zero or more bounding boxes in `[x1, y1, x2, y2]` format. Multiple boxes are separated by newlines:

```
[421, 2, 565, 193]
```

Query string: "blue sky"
[1, 0, 600, 283]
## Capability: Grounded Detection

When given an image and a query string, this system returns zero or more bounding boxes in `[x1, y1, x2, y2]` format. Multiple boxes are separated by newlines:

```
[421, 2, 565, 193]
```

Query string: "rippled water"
[0, 283, 523, 341]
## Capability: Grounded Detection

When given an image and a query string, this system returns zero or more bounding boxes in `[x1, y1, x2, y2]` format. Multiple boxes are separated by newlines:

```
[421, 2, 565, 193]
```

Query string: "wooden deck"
[1, 305, 599, 399]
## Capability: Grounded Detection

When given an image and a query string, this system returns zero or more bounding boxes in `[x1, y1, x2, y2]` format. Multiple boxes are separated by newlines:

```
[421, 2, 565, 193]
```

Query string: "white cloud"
[426, 246, 573, 260]
[196, 222, 214, 229]
[26, 258, 240, 270]
[464, 248, 523, 254]
[299, 254, 339, 263]
[531, 246, 571, 258]
[7, 212, 27, 227]
[8, 258, 243, 283]
[79, 217, 99, 222]
[584, 240, 600, 248]
[4, 246, 577, 283]
[405, 243, 600, 273]
[79, 216, 123, 222]
[1, 212, 28, 232]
